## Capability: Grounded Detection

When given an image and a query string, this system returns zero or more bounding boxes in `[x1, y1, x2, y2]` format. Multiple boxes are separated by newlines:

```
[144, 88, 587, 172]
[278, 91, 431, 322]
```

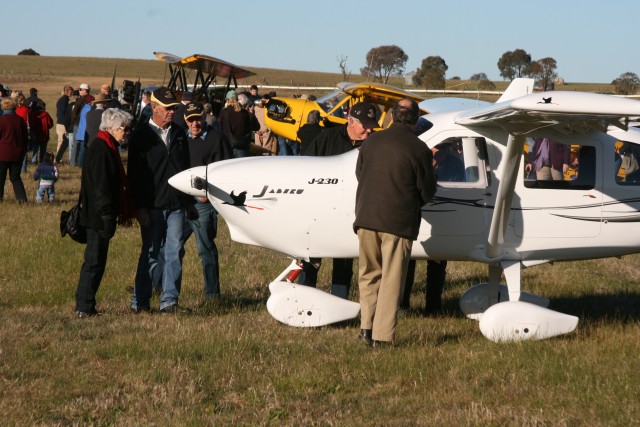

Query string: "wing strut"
[486, 134, 525, 258]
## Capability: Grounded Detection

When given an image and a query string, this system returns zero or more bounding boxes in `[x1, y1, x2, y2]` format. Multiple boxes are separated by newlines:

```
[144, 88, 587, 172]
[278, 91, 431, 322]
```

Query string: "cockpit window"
[315, 90, 349, 115]
[434, 137, 490, 188]
[523, 138, 595, 190]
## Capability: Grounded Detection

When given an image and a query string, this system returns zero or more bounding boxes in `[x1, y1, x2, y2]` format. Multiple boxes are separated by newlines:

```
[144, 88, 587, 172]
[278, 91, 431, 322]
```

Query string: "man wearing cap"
[354, 98, 436, 346]
[128, 86, 194, 314]
[100, 84, 121, 109]
[85, 93, 111, 145]
[181, 102, 233, 299]
[296, 102, 379, 299]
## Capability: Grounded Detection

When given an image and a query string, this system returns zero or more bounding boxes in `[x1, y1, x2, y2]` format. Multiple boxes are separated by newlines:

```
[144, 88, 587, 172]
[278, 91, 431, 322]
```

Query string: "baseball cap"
[79, 83, 90, 90]
[150, 86, 180, 108]
[184, 102, 204, 120]
[349, 102, 379, 129]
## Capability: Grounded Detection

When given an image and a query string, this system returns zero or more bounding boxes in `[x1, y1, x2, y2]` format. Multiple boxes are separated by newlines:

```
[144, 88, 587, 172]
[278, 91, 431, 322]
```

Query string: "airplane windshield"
[315, 90, 348, 114]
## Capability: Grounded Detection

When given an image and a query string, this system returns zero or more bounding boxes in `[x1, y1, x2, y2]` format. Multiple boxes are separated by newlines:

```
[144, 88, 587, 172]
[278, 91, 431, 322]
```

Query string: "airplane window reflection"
[617, 141, 640, 185]
[433, 137, 489, 187]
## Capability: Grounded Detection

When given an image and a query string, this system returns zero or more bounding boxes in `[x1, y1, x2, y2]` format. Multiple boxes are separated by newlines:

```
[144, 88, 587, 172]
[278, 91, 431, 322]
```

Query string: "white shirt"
[148, 118, 171, 148]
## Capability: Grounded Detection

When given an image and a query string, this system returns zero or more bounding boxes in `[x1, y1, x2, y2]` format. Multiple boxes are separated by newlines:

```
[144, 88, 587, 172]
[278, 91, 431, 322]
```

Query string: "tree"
[612, 72, 640, 95]
[337, 55, 351, 82]
[360, 45, 408, 84]
[478, 80, 496, 90]
[530, 57, 558, 91]
[497, 49, 532, 80]
[469, 72, 488, 81]
[18, 48, 40, 56]
[412, 56, 448, 90]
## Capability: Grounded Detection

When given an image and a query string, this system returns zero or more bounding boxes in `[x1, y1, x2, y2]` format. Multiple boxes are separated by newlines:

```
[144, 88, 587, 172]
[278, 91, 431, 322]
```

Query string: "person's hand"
[136, 208, 150, 228]
[100, 215, 116, 239]
[525, 163, 532, 173]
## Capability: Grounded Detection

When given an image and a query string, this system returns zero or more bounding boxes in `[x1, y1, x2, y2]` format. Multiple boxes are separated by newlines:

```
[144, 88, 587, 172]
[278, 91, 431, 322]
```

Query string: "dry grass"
[0, 57, 637, 425]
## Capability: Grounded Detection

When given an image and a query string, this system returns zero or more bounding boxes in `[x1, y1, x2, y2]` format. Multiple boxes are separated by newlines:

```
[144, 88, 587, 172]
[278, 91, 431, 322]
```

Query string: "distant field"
[0, 54, 617, 108]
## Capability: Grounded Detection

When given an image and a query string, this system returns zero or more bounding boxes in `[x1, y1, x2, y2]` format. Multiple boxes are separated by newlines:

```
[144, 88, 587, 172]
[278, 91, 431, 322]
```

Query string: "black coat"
[188, 126, 233, 167]
[297, 123, 323, 155]
[303, 124, 355, 157]
[127, 121, 191, 211]
[79, 134, 121, 230]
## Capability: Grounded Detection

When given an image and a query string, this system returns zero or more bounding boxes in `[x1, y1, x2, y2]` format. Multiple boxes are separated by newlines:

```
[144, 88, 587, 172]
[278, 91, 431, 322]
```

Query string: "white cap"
[79, 83, 90, 90]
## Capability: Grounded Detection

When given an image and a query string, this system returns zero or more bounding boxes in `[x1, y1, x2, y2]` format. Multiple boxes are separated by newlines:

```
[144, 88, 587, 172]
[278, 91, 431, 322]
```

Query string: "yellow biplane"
[264, 82, 427, 141]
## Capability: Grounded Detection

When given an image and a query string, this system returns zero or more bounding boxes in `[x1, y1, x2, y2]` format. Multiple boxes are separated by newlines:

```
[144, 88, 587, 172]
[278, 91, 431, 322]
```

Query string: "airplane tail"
[496, 78, 535, 103]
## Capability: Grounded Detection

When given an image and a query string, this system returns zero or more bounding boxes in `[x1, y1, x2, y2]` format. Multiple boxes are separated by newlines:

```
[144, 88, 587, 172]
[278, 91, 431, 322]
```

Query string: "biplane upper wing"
[455, 91, 640, 136]
[154, 52, 256, 79]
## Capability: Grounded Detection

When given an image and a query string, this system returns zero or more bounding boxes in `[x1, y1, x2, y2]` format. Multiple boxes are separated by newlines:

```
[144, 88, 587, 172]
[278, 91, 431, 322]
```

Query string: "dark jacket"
[297, 123, 323, 155]
[303, 124, 355, 156]
[127, 121, 191, 211]
[188, 125, 233, 167]
[55, 94, 69, 125]
[85, 108, 105, 146]
[219, 106, 259, 138]
[79, 134, 121, 229]
[0, 112, 28, 162]
[354, 123, 436, 241]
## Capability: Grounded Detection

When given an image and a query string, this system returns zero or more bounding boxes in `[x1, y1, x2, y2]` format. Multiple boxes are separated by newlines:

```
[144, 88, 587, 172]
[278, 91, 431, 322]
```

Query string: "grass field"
[1, 56, 639, 425]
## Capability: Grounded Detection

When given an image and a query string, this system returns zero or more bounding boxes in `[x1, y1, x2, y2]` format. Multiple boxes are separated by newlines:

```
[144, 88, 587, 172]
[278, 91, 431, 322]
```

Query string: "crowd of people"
[1, 81, 451, 348]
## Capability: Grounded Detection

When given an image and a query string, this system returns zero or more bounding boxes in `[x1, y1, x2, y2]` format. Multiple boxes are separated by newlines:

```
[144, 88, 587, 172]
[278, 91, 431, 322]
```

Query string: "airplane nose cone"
[169, 166, 207, 197]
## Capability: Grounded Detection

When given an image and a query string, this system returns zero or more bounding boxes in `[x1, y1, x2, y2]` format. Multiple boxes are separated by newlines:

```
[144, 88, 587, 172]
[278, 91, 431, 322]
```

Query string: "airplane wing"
[456, 91, 640, 135]
[338, 82, 426, 110]
[419, 97, 492, 114]
[153, 52, 256, 79]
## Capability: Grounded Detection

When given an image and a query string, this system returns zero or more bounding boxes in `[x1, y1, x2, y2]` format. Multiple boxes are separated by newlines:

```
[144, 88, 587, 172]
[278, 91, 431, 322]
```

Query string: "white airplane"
[169, 78, 640, 342]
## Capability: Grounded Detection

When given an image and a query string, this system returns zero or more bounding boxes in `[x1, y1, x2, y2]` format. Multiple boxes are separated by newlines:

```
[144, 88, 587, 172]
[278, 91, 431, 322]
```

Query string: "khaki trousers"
[357, 228, 412, 342]
[55, 124, 66, 156]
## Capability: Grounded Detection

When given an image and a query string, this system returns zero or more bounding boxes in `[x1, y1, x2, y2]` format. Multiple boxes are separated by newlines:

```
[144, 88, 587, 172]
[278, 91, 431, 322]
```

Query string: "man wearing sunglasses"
[128, 86, 196, 314]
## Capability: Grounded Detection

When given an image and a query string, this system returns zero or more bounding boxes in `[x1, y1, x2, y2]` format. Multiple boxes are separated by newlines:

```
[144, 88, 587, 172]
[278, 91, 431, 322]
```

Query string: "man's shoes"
[160, 304, 192, 314]
[358, 329, 373, 346]
[76, 309, 101, 319]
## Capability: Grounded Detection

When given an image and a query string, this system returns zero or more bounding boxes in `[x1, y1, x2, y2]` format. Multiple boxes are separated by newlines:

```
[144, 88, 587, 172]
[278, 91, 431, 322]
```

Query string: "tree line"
[350, 45, 639, 95]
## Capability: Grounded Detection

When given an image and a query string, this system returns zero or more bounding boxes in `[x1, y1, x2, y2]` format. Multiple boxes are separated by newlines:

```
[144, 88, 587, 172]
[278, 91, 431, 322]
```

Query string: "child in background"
[33, 151, 59, 203]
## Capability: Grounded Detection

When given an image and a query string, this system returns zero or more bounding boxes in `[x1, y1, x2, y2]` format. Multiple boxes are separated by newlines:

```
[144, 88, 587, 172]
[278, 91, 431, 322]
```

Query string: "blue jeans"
[131, 208, 185, 311]
[181, 201, 220, 296]
[76, 140, 86, 168]
[278, 137, 299, 156]
[36, 184, 55, 202]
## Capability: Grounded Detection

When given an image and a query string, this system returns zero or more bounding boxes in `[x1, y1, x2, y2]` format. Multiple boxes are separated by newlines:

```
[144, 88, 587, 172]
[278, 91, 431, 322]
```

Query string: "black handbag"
[60, 195, 87, 244]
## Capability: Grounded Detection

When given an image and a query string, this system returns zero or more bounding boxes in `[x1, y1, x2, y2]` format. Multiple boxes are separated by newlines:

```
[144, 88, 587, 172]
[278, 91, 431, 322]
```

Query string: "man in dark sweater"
[354, 98, 436, 346]
[55, 85, 73, 163]
[181, 102, 233, 299]
[128, 87, 194, 314]
[297, 102, 379, 299]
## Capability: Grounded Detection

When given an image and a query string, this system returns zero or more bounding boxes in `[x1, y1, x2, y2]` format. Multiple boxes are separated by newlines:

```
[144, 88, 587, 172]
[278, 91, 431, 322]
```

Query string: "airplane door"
[422, 136, 495, 238]
[514, 139, 602, 238]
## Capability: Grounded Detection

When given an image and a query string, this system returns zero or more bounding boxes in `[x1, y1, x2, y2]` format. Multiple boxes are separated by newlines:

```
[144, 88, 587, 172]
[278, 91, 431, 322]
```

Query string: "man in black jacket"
[128, 87, 194, 314]
[296, 102, 379, 299]
[354, 98, 436, 346]
[181, 102, 233, 299]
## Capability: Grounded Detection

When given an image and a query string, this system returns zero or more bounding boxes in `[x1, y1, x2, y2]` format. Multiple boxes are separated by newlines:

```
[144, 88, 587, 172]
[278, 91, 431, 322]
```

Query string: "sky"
[2, 0, 639, 84]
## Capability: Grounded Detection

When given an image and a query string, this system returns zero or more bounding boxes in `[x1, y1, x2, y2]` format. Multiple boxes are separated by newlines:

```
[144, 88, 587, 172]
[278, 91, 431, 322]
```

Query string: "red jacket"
[32, 111, 54, 144]
[0, 112, 29, 162]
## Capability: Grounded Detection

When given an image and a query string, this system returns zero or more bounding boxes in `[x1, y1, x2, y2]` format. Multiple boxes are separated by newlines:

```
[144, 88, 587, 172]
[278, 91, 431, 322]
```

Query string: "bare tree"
[612, 72, 640, 95]
[412, 56, 448, 90]
[337, 55, 351, 82]
[360, 45, 408, 84]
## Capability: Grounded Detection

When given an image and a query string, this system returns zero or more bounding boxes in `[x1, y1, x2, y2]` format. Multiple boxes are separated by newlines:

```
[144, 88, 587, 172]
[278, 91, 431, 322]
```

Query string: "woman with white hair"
[74, 108, 136, 318]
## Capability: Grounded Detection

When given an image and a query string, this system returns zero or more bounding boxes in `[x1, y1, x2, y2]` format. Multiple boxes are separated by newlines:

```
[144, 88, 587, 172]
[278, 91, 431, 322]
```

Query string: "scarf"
[96, 130, 136, 225]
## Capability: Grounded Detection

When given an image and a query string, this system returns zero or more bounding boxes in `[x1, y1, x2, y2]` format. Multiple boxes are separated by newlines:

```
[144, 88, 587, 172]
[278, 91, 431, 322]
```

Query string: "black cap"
[184, 102, 204, 120]
[349, 102, 379, 129]
[151, 86, 179, 107]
